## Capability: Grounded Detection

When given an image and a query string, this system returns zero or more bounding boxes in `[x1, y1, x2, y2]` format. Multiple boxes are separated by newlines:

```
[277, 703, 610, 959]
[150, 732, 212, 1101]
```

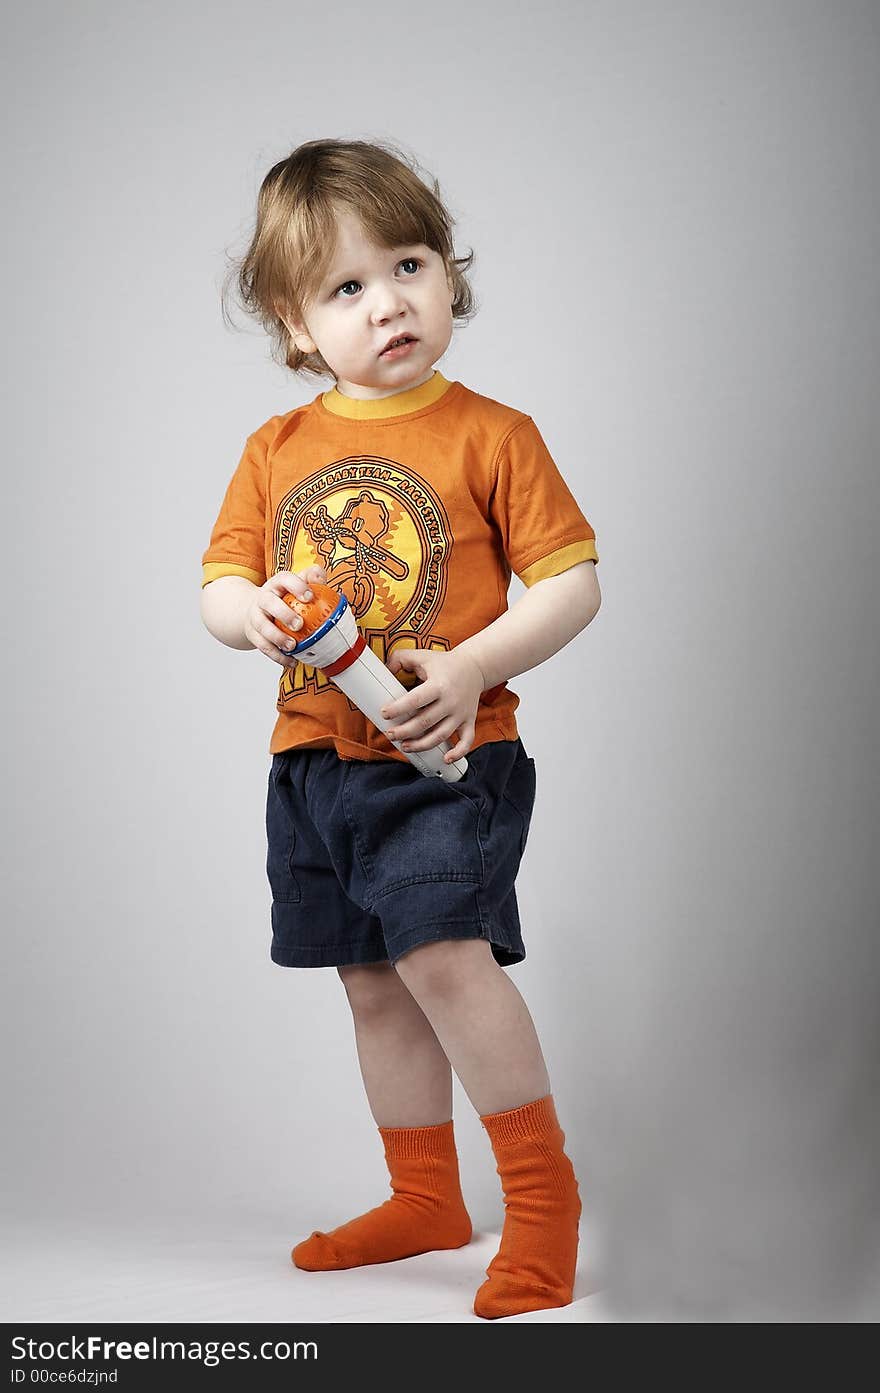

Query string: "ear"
[279, 311, 316, 355]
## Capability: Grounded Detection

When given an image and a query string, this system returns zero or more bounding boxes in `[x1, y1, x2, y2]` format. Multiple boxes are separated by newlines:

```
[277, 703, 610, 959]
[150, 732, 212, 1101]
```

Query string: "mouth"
[380, 334, 418, 356]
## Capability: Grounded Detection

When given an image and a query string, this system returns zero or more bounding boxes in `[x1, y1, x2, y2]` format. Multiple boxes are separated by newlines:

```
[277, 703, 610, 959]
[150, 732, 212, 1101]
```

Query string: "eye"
[333, 257, 423, 299]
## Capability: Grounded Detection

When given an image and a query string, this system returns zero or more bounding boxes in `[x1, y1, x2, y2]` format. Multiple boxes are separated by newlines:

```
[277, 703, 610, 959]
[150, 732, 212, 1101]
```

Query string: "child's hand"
[245, 566, 329, 667]
[382, 648, 486, 763]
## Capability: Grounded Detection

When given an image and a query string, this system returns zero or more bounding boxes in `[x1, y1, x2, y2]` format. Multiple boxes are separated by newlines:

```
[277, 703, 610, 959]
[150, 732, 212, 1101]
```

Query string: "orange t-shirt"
[201, 371, 598, 761]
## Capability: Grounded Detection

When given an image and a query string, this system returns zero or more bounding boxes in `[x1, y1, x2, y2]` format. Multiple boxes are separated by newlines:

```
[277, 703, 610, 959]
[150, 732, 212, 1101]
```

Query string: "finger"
[266, 571, 299, 594]
[251, 631, 299, 668]
[401, 719, 459, 753]
[382, 682, 436, 730]
[392, 707, 454, 750]
[263, 624, 300, 661]
[443, 725, 474, 762]
[387, 649, 421, 674]
[268, 571, 316, 602]
[260, 600, 302, 650]
[381, 690, 408, 720]
[273, 621, 303, 651]
[401, 683, 437, 717]
[265, 575, 317, 647]
[385, 697, 443, 741]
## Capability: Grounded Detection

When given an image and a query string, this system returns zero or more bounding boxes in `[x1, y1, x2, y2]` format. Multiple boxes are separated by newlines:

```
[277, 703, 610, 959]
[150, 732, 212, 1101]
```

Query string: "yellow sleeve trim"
[517, 538, 598, 588]
[202, 562, 266, 589]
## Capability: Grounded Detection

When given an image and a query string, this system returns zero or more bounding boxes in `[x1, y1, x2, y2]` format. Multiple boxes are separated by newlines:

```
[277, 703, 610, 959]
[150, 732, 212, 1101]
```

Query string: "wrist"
[201, 576, 259, 650]
[455, 640, 490, 692]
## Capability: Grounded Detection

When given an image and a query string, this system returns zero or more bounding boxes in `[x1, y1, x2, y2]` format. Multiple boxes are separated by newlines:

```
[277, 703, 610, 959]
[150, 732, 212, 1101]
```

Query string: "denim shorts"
[265, 737, 537, 969]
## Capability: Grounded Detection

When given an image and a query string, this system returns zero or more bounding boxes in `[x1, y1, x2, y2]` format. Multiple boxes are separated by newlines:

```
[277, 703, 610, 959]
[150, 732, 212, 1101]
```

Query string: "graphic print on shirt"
[273, 455, 456, 710]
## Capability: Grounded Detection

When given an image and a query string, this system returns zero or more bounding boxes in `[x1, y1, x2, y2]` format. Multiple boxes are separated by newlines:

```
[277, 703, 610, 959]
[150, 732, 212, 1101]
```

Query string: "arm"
[455, 561, 601, 691]
[382, 560, 601, 760]
[200, 575, 259, 650]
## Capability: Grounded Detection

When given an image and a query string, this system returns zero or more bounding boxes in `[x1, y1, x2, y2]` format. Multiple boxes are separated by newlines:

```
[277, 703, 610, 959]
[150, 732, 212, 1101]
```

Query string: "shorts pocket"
[344, 754, 486, 900]
[266, 756, 302, 904]
[500, 745, 537, 855]
[437, 744, 487, 811]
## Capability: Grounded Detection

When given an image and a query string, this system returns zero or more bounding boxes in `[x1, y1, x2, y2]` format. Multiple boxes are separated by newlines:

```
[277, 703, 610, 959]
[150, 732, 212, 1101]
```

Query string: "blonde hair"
[221, 137, 477, 381]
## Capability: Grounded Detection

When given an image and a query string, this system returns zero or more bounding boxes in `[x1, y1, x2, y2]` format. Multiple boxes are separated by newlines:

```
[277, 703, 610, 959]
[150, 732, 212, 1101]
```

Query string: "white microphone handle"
[333, 649, 469, 783]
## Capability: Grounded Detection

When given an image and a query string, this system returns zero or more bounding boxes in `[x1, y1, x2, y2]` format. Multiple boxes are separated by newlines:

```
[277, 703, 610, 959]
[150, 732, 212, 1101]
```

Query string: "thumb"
[388, 648, 417, 673]
[445, 721, 476, 762]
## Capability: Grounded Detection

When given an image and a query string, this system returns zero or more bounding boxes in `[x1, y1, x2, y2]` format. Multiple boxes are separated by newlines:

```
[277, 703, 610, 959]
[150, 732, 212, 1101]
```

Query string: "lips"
[380, 334, 417, 355]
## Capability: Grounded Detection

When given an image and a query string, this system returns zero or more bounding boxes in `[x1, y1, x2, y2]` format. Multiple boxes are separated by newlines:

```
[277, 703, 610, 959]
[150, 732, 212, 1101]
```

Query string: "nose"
[369, 283, 409, 324]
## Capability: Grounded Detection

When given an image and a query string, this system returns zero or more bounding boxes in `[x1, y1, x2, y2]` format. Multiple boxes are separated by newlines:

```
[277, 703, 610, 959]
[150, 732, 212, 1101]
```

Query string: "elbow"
[199, 591, 218, 639]
[578, 600, 600, 633]
[537, 563, 600, 632]
[578, 566, 601, 628]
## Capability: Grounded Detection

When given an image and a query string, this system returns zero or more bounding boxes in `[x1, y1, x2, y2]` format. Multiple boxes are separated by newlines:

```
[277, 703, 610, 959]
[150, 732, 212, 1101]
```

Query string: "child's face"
[285, 207, 456, 398]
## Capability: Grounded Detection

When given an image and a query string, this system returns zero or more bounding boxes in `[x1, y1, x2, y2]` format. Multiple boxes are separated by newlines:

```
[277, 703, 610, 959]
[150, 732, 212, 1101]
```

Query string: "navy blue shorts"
[265, 737, 537, 969]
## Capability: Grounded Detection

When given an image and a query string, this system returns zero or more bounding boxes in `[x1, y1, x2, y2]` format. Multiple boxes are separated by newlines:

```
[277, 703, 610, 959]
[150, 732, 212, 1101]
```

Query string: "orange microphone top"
[278, 581, 344, 643]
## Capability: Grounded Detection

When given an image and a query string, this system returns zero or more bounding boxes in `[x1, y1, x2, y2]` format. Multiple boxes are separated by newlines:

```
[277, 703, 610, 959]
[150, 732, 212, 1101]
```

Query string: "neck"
[335, 367, 436, 400]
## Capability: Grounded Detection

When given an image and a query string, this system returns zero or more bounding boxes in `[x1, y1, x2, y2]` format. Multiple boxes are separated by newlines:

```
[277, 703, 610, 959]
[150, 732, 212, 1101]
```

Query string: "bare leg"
[290, 960, 471, 1272]
[337, 961, 455, 1127]
[392, 939, 551, 1115]
[393, 938, 579, 1320]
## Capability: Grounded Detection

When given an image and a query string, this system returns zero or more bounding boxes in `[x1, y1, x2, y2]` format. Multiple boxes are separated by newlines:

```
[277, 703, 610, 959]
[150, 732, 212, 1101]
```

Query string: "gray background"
[3, 0, 878, 1322]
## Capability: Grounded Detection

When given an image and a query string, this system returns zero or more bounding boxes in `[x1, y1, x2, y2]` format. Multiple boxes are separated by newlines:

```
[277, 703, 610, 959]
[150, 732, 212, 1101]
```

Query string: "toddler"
[200, 137, 601, 1319]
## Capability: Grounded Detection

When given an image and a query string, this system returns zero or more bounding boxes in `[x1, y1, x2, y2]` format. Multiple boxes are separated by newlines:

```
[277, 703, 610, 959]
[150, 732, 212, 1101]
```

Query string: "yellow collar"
[321, 370, 453, 420]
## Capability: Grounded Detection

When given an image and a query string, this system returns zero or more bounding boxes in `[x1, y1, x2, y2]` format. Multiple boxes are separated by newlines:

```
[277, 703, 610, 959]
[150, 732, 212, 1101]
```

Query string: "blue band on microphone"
[291, 593, 350, 655]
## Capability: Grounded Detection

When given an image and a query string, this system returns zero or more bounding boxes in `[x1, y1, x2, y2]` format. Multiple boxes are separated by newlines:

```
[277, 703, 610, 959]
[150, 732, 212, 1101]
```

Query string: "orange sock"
[291, 1119, 472, 1271]
[474, 1094, 582, 1318]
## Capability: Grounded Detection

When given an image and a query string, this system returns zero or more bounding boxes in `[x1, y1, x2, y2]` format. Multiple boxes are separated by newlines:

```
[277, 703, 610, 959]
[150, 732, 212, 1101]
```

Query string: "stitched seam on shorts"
[272, 939, 371, 954]
[500, 791, 526, 820]
[341, 763, 376, 899]
[441, 792, 487, 884]
[500, 791, 529, 852]
[383, 917, 484, 944]
[371, 871, 482, 901]
[267, 833, 302, 902]
[474, 798, 486, 883]
[340, 777, 486, 904]
[272, 946, 388, 964]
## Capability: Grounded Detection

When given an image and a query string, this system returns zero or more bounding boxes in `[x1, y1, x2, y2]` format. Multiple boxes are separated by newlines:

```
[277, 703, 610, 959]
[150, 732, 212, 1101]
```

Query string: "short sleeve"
[201, 429, 269, 589]
[489, 417, 598, 587]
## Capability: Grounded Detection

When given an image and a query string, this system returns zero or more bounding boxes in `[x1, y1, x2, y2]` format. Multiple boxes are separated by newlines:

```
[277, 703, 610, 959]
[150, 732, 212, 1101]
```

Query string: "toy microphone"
[279, 581, 469, 783]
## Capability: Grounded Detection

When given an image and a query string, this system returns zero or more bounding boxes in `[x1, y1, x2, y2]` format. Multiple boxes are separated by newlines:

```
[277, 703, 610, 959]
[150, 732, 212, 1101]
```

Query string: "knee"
[394, 937, 492, 1001]
[337, 961, 403, 1018]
